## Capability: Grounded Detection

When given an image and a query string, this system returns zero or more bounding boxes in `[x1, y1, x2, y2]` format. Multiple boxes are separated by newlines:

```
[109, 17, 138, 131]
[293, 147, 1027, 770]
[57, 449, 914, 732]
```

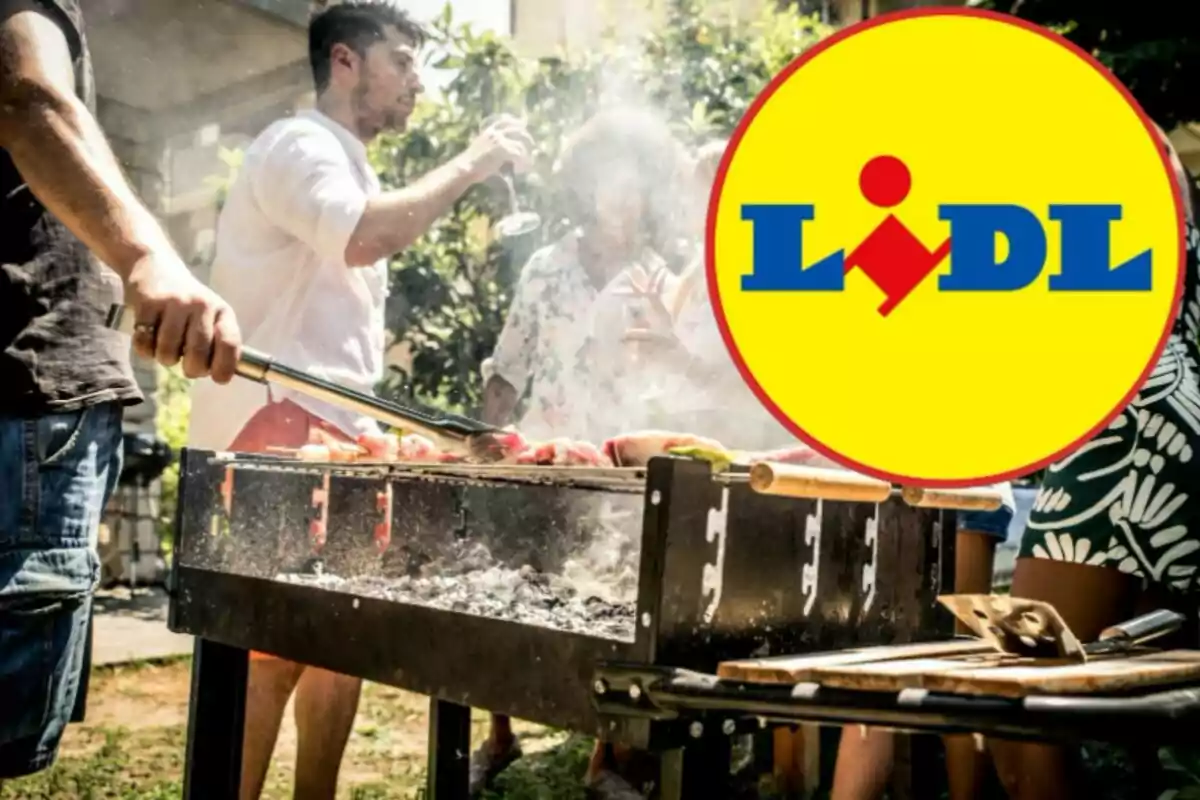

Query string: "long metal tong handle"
[234, 350, 477, 444]
[106, 304, 495, 449]
[1097, 609, 1185, 647]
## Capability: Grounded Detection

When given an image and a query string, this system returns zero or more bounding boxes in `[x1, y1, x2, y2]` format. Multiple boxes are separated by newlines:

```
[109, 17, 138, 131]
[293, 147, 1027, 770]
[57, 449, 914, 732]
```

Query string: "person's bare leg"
[241, 657, 305, 800]
[988, 558, 1138, 800]
[470, 712, 522, 795]
[586, 740, 610, 780]
[293, 666, 363, 800]
[587, 740, 637, 780]
[829, 726, 895, 800]
[944, 530, 998, 800]
[486, 713, 516, 754]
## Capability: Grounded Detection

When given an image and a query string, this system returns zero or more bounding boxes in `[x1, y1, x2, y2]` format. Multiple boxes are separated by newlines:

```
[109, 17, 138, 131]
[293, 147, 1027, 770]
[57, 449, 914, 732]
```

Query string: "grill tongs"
[107, 304, 507, 459]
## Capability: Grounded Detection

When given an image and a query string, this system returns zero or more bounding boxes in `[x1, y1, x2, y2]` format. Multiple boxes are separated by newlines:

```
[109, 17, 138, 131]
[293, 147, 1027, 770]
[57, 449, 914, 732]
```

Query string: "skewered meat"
[297, 443, 331, 461]
[560, 440, 610, 466]
[476, 428, 528, 462]
[305, 429, 362, 462]
[294, 423, 610, 468]
[357, 431, 400, 460]
[398, 433, 438, 460]
[602, 430, 725, 467]
[507, 438, 613, 466]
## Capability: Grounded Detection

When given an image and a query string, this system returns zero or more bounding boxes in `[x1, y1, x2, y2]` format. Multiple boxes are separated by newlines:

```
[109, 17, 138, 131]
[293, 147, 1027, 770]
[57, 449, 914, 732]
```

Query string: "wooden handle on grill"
[900, 486, 1004, 511]
[748, 463, 892, 503]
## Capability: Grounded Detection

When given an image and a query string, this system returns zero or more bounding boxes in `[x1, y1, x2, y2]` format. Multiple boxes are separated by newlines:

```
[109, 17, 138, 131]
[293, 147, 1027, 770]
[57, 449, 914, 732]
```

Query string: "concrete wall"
[511, 0, 764, 57]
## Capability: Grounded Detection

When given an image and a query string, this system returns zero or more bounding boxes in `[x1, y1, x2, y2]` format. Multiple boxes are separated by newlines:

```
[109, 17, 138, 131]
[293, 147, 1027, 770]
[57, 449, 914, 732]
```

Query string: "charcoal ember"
[273, 565, 636, 640]
[583, 595, 623, 619]
[547, 575, 577, 599]
[518, 564, 550, 588]
[272, 493, 641, 640]
[419, 540, 496, 578]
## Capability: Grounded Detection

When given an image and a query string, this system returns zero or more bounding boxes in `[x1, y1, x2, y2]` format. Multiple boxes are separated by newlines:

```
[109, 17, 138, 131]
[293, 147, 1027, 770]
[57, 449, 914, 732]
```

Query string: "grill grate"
[207, 452, 651, 493]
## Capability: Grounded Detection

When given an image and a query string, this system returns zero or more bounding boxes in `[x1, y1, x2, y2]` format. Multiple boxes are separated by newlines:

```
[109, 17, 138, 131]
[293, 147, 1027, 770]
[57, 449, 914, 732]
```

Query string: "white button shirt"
[188, 109, 388, 450]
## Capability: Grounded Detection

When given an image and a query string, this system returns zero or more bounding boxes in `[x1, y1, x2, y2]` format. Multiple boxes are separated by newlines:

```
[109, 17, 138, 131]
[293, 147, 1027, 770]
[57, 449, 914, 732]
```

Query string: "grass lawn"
[1, 657, 593, 800]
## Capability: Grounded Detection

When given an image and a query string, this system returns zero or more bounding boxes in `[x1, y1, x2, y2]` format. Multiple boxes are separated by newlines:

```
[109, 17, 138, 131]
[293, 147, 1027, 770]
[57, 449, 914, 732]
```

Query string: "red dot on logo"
[860, 155, 911, 208]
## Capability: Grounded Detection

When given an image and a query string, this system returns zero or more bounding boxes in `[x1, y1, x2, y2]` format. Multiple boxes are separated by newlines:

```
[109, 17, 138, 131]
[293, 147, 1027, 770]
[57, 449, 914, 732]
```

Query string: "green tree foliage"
[375, 0, 832, 414]
[970, 0, 1200, 130]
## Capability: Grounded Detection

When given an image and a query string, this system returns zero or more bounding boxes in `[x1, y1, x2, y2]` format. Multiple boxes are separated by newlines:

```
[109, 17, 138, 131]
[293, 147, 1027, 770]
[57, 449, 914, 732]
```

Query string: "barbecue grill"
[168, 447, 957, 798]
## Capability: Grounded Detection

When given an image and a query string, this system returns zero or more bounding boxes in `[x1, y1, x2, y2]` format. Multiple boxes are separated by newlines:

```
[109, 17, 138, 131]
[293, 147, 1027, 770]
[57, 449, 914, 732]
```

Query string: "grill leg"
[659, 732, 733, 800]
[183, 638, 248, 800]
[890, 733, 941, 800]
[426, 699, 471, 800]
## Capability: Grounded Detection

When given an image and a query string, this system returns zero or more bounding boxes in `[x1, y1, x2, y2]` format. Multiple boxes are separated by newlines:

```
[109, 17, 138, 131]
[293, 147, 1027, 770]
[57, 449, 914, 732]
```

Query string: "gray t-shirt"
[0, 0, 140, 416]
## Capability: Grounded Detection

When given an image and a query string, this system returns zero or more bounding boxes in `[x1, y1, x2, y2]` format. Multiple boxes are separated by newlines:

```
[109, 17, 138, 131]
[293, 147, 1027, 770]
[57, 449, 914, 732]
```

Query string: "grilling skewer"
[106, 304, 507, 459]
[724, 463, 1006, 511]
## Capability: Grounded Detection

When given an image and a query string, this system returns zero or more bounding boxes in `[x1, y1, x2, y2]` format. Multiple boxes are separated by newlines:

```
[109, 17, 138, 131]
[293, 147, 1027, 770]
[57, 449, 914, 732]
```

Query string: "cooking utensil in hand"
[493, 164, 541, 239]
[106, 304, 510, 459]
[480, 114, 541, 240]
[937, 594, 1185, 662]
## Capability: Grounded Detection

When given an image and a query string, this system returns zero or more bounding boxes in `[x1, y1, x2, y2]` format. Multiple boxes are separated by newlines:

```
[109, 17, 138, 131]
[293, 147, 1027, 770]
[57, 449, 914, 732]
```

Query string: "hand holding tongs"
[107, 304, 508, 459]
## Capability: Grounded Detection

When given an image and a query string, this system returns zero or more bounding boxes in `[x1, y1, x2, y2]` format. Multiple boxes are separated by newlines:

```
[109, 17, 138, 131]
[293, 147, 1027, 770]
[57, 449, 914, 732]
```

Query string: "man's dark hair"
[309, 1, 428, 92]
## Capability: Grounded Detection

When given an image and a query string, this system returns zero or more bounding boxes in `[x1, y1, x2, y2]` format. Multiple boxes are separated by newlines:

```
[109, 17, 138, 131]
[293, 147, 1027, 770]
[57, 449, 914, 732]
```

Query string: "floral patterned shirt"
[490, 230, 674, 441]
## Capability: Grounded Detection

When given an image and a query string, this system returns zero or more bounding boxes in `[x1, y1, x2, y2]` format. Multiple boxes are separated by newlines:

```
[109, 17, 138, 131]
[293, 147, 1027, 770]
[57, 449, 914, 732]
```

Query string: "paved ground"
[92, 585, 192, 666]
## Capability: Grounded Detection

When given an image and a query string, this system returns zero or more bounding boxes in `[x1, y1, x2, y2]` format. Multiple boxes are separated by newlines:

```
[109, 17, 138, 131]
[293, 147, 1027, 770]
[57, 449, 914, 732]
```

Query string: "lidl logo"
[708, 7, 1185, 486]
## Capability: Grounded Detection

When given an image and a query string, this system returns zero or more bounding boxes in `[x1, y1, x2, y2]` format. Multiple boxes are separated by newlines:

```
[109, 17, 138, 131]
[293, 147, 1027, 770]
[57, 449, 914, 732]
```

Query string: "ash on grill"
[276, 497, 641, 640]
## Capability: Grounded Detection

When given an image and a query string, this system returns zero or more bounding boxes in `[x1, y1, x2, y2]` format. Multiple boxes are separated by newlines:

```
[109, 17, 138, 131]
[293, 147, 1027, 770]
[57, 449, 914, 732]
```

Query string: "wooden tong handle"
[749, 463, 891, 503]
[748, 462, 1006, 511]
[901, 486, 1003, 511]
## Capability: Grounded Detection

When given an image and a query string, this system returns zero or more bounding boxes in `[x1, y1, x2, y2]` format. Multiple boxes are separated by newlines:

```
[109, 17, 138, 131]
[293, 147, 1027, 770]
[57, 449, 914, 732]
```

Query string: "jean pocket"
[35, 407, 91, 466]
[0, 594, 64, 744]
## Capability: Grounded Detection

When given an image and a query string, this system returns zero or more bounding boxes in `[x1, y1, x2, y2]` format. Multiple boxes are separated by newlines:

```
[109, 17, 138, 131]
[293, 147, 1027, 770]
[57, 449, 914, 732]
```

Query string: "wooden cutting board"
[922, 650, 1200, 698]
[717, 639, 994, 683]
[807, 654, 1022, 692]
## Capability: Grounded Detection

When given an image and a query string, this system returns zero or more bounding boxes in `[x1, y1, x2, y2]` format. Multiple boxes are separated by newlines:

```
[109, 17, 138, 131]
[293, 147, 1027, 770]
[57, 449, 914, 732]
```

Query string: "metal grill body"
[168, 449, 955, 798]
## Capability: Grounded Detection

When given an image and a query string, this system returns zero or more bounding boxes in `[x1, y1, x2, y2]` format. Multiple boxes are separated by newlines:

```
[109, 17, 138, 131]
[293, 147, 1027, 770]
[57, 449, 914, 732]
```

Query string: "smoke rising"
[548, 114, 794, 451]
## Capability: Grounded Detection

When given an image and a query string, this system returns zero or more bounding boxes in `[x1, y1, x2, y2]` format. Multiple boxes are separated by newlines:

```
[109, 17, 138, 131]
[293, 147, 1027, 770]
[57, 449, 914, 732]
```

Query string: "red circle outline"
[704, 6, 1187, 489]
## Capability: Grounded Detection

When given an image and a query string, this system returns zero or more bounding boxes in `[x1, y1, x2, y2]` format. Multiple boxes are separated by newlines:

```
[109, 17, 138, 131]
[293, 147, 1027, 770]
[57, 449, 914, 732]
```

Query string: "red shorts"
[229, 397, 352, 453]
[228, 398, 352, 661]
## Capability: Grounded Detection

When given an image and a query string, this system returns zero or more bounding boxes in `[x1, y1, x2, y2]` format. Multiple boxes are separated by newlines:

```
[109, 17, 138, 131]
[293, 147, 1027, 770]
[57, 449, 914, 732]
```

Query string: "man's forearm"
[347, 153, 482, 266]
[0, 83, 173, 279]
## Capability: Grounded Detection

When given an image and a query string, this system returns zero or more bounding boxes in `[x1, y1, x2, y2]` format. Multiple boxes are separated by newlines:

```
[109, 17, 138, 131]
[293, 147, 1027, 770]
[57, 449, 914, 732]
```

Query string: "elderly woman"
[474, 107, 689, 800]
[481, 107, 684, 442]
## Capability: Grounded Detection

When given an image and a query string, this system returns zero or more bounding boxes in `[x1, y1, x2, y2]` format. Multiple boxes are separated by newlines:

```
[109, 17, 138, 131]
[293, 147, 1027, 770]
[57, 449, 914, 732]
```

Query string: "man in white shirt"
[187, 3, 532, 798]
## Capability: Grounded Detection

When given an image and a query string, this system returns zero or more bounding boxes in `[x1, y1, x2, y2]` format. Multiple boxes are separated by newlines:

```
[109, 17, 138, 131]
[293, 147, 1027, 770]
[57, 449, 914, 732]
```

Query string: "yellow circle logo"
[708, 8, 1185, 487]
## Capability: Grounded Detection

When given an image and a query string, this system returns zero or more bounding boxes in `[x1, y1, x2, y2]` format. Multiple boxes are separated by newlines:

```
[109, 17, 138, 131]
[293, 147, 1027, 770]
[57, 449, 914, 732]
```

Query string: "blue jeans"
[0, 402, 123, 778]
